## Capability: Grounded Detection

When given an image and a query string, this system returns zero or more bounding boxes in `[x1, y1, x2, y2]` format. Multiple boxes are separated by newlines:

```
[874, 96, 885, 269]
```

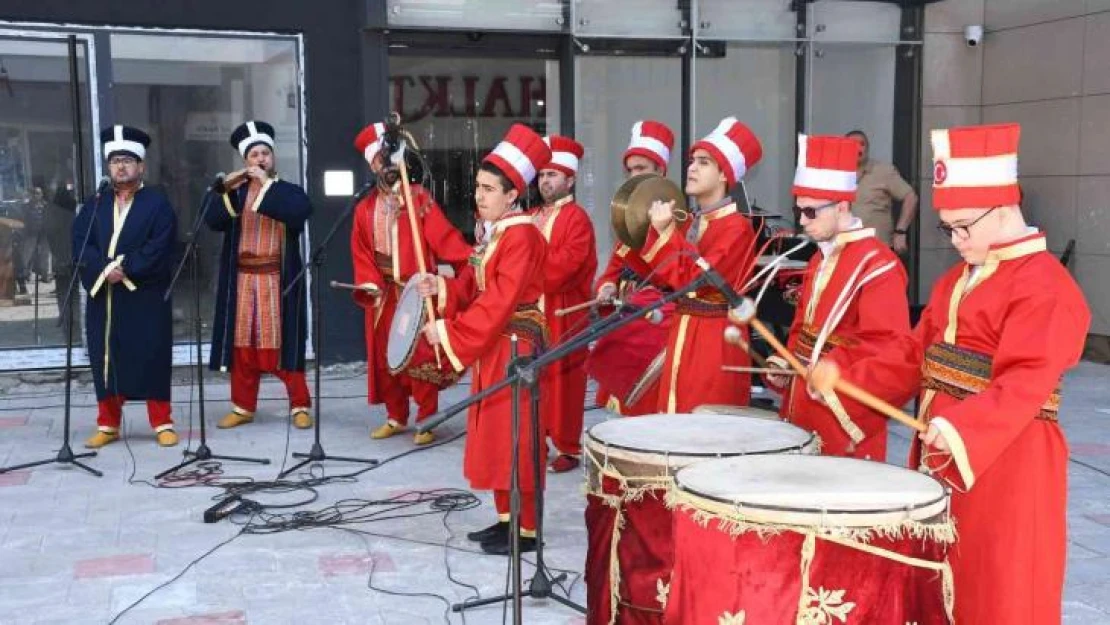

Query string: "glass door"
[0, 32, 95, 369]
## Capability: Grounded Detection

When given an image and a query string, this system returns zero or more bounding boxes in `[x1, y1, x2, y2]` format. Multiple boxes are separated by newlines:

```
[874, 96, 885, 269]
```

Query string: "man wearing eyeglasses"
[814, 123, 1090, 624]
[76, 125, 178, 449]
[763, 135, 913, 461]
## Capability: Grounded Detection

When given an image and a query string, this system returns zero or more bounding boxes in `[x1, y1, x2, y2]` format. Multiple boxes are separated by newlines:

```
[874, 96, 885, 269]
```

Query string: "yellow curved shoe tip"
[156, 430, 179, 447]
[292, 410, 313, 429]
[413, 430, 436, 446]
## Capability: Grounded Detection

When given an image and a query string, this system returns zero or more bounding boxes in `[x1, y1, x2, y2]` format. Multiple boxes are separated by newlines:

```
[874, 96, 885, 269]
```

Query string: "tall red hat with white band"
[542, 135, 584, 177]
[931, 123, 1021, 210]
[353, 122, 387, 165]
[484, 123, 552, 194]
[792, 134, 859, 202]
[690, 117, 763, 187]
[623, 120, 674, 173]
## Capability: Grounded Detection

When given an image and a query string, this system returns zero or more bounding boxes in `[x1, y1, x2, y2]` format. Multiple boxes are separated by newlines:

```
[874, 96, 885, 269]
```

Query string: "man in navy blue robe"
[76, 125, 178, 448]
[204, 121, 313, 429]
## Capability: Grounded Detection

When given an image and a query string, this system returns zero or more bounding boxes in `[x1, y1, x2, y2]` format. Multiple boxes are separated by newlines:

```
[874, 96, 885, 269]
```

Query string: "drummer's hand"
[809, 360, 840, 396]
[649, 199, 676, 231]
[422, 321, 441, 346]
[763, 356, 791, 391]
[597, 283, 617, 304]
[415, 273, 438, 297]
[920, 422, 950, 452]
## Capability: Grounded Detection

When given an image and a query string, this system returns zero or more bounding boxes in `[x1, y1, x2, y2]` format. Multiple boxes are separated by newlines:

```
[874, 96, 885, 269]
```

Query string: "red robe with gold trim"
[435, 214, 548, 492]
[350, 184, 471, 422]
[874, 233, 1089, 624]
[640, 202, 755, 413]
[533, 196, 597, 455]
[776, 228, 915, 460]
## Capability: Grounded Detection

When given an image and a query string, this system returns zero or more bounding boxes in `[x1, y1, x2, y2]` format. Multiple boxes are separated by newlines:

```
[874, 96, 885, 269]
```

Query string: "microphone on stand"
[95, 176, 111, 197]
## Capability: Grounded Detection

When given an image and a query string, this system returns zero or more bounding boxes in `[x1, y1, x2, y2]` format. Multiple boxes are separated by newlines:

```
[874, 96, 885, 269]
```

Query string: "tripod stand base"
[452, 571, 583, 613]
[0, 443, 102, 477]
[278, 442, 378, 478]
[154, 442, 270, 480]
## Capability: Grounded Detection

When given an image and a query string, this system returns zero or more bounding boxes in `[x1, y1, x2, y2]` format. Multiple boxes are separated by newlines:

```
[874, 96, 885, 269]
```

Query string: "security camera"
[964, 24, 984, 47]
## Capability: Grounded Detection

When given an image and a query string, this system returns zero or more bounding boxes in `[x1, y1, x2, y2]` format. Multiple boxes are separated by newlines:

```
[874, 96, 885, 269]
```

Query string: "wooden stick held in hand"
[726, 300, 925, 433]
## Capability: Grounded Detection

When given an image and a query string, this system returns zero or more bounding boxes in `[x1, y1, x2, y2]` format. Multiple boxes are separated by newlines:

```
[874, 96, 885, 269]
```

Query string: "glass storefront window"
[0, 35, 93, 352]
[388, 54, 559, 240]
[109, 33, 304, 344]
[697, 0, 799, 42]
[694, 43, 797, 223]
[386, 0, 566, 32]
[573, 0, 685, 38]
[575, 55, 681, 266]
[809, 0, 902, 43]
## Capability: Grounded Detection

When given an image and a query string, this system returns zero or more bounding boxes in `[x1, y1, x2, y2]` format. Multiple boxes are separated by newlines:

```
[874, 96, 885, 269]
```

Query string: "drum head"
[387, 276, 425, 372]
[676, 455, 948, 527]
[692, 405, 780, 420]
[586, 414, 815, 474]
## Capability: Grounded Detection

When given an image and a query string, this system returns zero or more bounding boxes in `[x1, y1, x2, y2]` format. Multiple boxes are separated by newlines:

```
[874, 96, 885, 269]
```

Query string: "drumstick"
[721, 365, 800, 376]
[727, 300, 925, 433]
[398, 158, 443, 368]
[329, 280, 380, 294]
[554, 297, 622, 317]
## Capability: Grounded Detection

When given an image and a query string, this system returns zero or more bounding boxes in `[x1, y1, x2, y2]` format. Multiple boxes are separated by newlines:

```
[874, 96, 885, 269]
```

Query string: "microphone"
[694, 257, 742, 306]
[95, 177, 111, 196]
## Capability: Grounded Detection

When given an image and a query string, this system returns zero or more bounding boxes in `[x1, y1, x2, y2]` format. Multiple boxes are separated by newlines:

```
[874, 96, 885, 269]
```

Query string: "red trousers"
[97, 395, 173, 433]
[494, 489, 537, 533]
[375, 358, 440, 426]
[231, 347, 311, 414]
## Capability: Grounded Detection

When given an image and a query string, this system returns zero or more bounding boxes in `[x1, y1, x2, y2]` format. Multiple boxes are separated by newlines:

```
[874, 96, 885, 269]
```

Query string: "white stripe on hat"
[794, 167, 857, 192]
[104, 127, 144, 160]
[931, 129, 952, 160]
[492, 140, 537, 186]
[362, 123, 386, 164]
[936, 155, 1018, 188]
[704, 133, 746, 182]
[238, 121, 275, 157]
[104, 140, 146, 160]
[547, 151, 579, 173]
[628, 135, 670, 163]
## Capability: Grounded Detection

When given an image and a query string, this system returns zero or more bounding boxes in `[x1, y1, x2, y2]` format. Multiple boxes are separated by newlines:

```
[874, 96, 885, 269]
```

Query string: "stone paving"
[0, 362, 1108, 624]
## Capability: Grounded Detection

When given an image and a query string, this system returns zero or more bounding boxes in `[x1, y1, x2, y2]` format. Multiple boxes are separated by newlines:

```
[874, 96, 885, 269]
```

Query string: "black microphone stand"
[155, 183, 270, 479]
[276, 180, 378, 478]
[1, 36, 100, 477]
[441, 275, 718, 620]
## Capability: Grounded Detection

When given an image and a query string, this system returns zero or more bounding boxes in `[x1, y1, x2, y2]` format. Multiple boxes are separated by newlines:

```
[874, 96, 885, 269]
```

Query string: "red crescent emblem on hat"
[934, 160, 948, 184]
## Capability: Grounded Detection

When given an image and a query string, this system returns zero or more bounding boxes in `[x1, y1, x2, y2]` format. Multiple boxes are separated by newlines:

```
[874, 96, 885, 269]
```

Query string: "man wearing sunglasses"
[764, 134, 913, 461]
[640, 117, 762, 413]
[814, 123, 1090, 624]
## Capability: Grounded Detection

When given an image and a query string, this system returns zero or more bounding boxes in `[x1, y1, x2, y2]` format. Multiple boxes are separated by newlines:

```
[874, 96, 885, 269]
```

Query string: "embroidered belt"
[921, 342, 1060, 422]
[793, 325, 855, 365]
[374, 251, 394, 278]
[675, 291, 729, 317]
[238, 255, 281, 275]
[504, 303, 548, 350]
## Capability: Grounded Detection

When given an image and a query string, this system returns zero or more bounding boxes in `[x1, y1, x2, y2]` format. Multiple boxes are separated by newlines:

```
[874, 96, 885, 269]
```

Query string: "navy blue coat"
[73, 187, 177, 401]
[203, 179, 312, 372]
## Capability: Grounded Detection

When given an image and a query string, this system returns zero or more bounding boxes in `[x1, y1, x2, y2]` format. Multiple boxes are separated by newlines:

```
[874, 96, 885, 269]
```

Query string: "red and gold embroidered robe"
[640, 202, 755, 413]
[350, 183, 471, 412]
[872, 232, 1090, 624]
[776, 228, 914, 460]
[533, 196, 597, 454]
[435, 214, 548, 492]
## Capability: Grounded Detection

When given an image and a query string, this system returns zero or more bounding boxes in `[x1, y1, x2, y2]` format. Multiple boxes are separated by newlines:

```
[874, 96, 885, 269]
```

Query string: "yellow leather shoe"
[292, 410, 313, 429]
[156, 430, 179, 447]
[370, 421, 406, 439]
[217, 411, 254, 429]
[84, 431, 119, 449]
[413, 430, 436, 446]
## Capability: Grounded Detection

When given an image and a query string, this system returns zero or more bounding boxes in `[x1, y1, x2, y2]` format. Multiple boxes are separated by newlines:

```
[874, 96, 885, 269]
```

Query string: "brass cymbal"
[610, 173, 687, 250]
